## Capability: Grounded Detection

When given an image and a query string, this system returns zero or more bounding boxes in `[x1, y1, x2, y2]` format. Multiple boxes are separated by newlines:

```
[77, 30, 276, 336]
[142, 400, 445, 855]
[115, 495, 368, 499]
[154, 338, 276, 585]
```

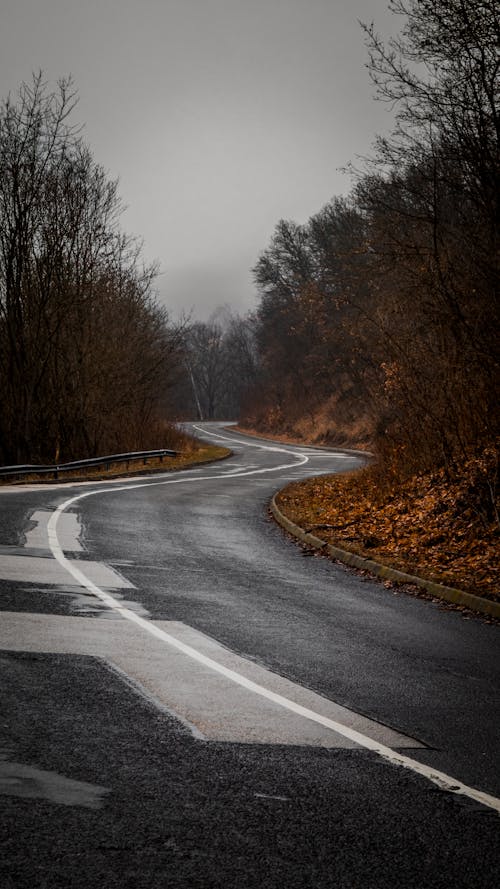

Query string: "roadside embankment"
[234, 424, 371, 453]
[273, 467, 499, 618]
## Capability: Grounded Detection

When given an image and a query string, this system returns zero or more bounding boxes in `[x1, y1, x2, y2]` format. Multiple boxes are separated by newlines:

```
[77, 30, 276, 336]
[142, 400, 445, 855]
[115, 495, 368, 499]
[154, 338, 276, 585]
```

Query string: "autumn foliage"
[277, 457, 499, 601]
[240, 0, 499, 589]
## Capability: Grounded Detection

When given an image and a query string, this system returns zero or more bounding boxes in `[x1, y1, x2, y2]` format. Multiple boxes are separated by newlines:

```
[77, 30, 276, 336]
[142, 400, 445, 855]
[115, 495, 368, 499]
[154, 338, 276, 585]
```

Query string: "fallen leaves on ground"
[276, 466, 499, 601]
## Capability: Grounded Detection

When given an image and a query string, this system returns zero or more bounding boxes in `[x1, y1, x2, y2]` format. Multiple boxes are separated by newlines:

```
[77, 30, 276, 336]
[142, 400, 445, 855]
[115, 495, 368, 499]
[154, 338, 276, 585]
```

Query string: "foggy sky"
[0, 0, 401, 321]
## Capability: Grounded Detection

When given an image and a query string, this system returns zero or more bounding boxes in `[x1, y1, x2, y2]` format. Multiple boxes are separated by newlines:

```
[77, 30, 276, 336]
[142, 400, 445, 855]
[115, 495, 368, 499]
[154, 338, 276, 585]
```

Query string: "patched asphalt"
[1, 423, 499, 887]
[1, 650, 499, 889]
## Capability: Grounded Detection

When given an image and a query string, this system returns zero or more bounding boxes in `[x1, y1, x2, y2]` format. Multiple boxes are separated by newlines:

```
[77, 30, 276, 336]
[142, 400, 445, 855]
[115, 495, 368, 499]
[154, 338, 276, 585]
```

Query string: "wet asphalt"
[0, 422, 499, 888]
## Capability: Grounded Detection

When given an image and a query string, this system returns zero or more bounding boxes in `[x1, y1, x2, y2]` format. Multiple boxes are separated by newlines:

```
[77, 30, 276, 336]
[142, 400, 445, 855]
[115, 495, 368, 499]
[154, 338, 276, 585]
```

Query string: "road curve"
[0, 422, 499, 889]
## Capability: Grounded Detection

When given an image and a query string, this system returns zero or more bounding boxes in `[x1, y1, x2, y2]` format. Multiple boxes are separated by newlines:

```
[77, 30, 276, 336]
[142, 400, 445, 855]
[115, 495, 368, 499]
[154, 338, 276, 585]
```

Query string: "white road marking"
[305, 453, 351, 458]
[0, 554, 134, 589]
[42, 464, 500, 813]
[192, 425, 353, 460]
[219, 464, 259, 475]
[0, 612, 421, 748]
[0, 424, 309, 495]
[192, 424, 310, 455]
[5, 427, 499, 812]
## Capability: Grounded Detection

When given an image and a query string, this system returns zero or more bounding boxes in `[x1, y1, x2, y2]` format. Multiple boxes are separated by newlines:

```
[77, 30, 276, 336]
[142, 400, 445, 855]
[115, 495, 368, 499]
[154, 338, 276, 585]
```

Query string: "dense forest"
[1, 0, 498, 537]
[235, 0, 498, 528]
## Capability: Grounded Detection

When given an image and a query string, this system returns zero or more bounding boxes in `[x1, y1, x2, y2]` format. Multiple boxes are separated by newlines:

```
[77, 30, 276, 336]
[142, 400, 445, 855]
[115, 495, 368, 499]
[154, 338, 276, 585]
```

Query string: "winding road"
[1, 422, 499, 888]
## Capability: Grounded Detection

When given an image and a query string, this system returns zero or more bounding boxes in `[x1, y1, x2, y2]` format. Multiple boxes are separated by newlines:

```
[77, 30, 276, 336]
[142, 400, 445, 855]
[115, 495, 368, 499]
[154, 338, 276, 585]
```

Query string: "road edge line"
[45, 496, 500, 814]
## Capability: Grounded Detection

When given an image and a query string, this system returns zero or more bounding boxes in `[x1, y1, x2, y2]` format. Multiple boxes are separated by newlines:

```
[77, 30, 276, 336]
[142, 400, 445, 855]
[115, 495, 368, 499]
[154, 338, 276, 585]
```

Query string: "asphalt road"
[1, 422, 499, 888]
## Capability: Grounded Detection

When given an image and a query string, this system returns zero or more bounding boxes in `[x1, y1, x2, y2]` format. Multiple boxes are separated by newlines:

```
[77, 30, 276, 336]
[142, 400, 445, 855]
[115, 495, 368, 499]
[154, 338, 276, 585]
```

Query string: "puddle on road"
[0, 753, 109, 809]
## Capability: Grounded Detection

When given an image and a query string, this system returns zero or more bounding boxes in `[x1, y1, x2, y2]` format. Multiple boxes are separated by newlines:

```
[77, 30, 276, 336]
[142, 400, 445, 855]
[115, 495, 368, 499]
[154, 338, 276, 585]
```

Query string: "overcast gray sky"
[0, 0, 401, 320]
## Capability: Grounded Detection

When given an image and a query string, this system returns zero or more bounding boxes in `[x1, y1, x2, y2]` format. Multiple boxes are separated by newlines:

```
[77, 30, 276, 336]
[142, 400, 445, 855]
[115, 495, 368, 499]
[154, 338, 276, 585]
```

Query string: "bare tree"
[0, 74, 185, 463]
[243, 0, 499, 521]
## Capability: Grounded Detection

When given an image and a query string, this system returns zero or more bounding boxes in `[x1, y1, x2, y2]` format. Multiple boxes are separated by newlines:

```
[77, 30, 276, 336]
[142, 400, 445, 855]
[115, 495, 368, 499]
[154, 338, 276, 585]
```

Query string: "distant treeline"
[2, 0, 498, 531]
[239, 0, 499, 522]
[0, 74, 185, 464]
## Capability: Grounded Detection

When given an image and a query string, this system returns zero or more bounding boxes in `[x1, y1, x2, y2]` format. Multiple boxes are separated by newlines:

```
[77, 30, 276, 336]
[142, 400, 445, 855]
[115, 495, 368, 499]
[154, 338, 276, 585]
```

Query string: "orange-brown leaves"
[276, 465, 499, 601]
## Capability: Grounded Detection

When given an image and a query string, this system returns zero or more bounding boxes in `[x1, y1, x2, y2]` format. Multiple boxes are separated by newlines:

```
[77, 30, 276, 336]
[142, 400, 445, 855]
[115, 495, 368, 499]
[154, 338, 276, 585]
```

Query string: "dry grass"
[235, 424, 371, 452]
[0, 444, 230, 485]
[240, 394, 374, 450]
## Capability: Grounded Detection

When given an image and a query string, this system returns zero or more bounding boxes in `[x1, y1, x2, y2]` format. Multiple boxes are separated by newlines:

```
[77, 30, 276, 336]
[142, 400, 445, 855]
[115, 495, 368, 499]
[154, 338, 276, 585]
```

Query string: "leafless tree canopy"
[0, 74, 185, 463]
[178, 309, 258, 421]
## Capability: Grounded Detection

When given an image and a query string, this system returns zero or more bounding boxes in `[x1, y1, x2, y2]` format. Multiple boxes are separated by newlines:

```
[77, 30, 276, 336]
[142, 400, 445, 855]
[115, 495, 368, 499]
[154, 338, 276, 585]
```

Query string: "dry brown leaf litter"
[277, 466, 499, 602]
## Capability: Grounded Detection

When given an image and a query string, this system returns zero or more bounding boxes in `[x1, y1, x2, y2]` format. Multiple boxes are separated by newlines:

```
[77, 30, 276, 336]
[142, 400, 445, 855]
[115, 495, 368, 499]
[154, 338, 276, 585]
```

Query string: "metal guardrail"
[0, 448, 178, 480]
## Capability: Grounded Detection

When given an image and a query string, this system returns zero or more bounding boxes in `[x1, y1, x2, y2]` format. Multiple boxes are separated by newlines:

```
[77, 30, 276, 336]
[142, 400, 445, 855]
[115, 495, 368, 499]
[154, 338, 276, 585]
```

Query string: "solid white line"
[192, 425, 354, 459]
[42, 427, 500, 815]
[304, 453, 351, 459]
[47, 492, 500, 813]
[192, 424, 308, 454]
